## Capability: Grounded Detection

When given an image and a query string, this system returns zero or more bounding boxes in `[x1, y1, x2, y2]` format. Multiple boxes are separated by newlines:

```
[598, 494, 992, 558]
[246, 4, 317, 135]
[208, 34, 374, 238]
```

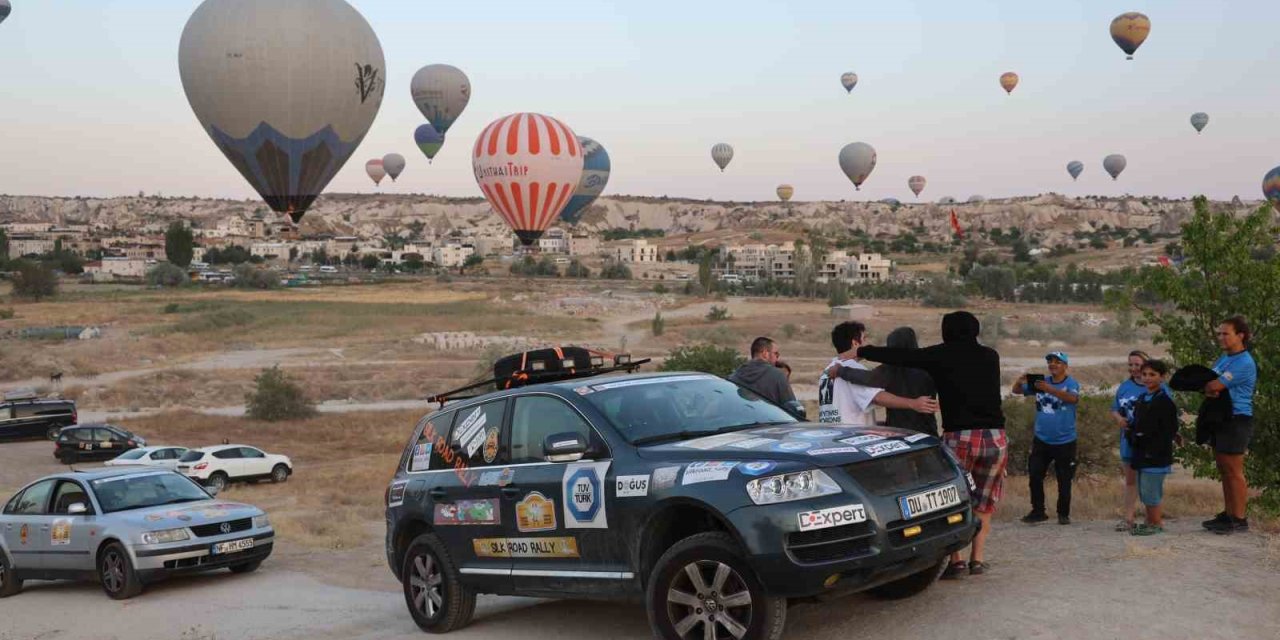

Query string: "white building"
[817, 251, 892, 283]
[85, 257, 149, 282]
[612, 239, 659, 263]
[6, 235, 55, 257]
[537, 228, 569, 254]
[568, 234, 600, 257]
[432, 243, 475, 269]
[250, 242, 292, 262]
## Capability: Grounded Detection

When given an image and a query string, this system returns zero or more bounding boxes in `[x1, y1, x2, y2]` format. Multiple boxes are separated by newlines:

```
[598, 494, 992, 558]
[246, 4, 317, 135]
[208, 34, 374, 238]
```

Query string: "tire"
[99, 542, 143, 600]
[270, 464, 290, 483]
[0, 553, 22, 598]
[402, 533, 476, 633]
[646, 532, 786, 640]
[208, 472, 229, 493]
[230, 560, 262, 575]
[868, 555, 948, 600]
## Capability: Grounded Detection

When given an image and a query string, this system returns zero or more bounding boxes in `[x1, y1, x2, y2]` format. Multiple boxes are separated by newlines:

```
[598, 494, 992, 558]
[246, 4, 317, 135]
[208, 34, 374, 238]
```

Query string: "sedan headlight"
[142, 528, 191, 545]
[746, 470, 842, 505]
[253, 514, 271, 529]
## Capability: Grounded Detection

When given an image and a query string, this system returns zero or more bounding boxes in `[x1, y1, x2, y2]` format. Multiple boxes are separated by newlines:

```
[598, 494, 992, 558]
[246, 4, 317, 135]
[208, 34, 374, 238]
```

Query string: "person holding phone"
[1014, 352, 1081, 525]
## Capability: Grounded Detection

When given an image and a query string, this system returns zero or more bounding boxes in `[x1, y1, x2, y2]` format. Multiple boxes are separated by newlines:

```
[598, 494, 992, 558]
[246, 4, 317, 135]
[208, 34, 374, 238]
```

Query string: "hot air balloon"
[382, 153, 405, 182]
[938, 196, 957, 205]
[999, 72, 1019, 95]
[777, 185, 794, 202]
[1111, 12, 1151, 60]
[838, 143, 877, 191]
[1190, 112, 1209, 134]
[968, 195, 986, 203]
[0, 1, 11, 25]
[908, 175, 926, 198]
[711, 144, 734, 172]
[366, 159, 386, 186]
[559, 137, 611, 225]
[1103, 154, 1127, 181]
[841, 72, 858, 93]
[179, 0, 384, 224]
[473, 113, 584, 246]
[414, 123, 445, 163]
[1264, 166, 1280, 213]
[410, 64, 471, 135]
[1067, 161, 1084, 181]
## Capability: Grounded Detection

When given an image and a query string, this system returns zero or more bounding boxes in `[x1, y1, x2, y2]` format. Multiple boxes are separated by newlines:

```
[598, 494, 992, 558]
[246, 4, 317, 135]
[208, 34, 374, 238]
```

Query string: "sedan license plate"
[212, 538, 254, 555]
[899, 484, 961, 520]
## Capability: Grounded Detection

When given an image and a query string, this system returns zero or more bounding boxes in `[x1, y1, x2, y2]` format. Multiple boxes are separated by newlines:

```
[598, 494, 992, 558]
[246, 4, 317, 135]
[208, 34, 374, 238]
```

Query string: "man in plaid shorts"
[858, 311, 1007, 578]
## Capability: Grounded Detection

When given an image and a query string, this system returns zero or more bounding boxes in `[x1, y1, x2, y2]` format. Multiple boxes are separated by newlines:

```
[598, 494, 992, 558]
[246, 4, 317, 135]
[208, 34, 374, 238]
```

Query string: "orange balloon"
[999, 72, 1019, 95]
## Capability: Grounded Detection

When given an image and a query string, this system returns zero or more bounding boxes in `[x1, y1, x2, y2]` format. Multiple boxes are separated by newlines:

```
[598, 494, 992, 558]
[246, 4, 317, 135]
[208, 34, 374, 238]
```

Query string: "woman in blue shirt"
[1111, 350, 1149, 532]
[1203, 316, 1257, 534]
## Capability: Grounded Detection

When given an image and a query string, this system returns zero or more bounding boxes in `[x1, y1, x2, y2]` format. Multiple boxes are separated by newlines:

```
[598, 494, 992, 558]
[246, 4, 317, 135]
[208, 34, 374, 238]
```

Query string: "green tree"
[706, 305, 730, 322]
[0, 227, 9, 265]
[921, 277, 967, 308]
[566, 259, 592, 278]
[968, 265, 1017, 301]
[1121, 197, 1280, 513]
[659, 344, 745, 377]
[827, 280, 850, 307]
[232, 264, 280, 290]
[146, 263, 189, 288]
[600, 260, 632, 280]
[360, 254, 381, 270]
[461, 253, 484, 274]
[405, 255, 426, 272]
[697, 254, 714, 295]
[164, 221, 195, 268]
[651, 311, 665, 337]
[245, 366, 317, 422]
[10, 260, 58, 301]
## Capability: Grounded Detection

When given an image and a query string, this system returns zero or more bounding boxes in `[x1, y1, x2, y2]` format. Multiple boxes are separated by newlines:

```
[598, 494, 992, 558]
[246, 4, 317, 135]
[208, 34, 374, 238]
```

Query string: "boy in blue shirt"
[1014, 352, 1081, 525]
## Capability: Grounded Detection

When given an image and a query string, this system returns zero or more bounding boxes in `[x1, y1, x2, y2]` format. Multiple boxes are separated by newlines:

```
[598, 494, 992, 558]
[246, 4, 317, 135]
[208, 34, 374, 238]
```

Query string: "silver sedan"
[0, 467, 274, 599]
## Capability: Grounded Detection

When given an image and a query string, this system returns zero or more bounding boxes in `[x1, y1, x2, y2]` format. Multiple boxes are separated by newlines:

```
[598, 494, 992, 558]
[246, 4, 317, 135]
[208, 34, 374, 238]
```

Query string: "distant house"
[85, 257, 148, 282]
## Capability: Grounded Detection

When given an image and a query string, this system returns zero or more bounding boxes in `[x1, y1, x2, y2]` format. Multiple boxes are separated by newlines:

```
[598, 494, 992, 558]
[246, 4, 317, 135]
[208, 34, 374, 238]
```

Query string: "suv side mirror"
[543, 432, 588, 463]
[782, 400, 807, 421]
[67, 502, 88, 515]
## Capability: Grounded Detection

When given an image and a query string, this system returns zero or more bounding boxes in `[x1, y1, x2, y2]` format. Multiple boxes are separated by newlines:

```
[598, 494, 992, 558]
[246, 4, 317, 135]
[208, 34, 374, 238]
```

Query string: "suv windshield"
[178, 450, 205, 462]
[91, 472, 211, 513]
[581, 375, 798, 444]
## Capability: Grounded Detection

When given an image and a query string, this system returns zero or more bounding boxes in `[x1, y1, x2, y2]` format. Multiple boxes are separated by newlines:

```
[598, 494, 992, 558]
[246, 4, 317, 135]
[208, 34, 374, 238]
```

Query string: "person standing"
[825, 326, 939, 435]
[1111, 350, 1150, 532]
[818, 322, 937, 426]
[728, 336, 796, 407]
[1128, 359, 1179, 536]
[1202, 316, 1257, 534]
[857, 311, 1005, 578]
[1014, 352, 1081, 525]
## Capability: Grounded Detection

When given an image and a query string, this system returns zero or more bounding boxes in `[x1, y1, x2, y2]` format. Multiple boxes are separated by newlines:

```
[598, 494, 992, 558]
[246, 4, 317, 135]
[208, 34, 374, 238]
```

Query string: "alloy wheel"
[102, 551, 125, 593]
[666, 560, 753, 639]
[409, 551, 445, 620]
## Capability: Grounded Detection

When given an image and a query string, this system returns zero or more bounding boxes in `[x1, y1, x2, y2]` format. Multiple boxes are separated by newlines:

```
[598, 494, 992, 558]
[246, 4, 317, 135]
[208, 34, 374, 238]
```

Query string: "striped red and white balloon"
[472, 113, 584, 245]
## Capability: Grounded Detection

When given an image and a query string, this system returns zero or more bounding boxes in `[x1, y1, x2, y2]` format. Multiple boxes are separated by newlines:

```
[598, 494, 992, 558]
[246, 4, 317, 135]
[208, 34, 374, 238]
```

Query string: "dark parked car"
[0, 391, 77, 441]
[384, 368, 977, 640]
[54, 425, 146, 464]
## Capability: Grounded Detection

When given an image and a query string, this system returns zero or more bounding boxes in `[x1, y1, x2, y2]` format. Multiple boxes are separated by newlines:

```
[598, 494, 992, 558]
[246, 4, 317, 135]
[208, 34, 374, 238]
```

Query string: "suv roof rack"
[427, 346, 650, 408]
[3, 388, 40, 402]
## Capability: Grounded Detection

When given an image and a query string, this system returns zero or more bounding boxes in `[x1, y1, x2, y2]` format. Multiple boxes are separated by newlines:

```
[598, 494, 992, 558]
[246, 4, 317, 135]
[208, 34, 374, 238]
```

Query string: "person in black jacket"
[856, 311, 1006, 579]
[1128, 360, 1180, 536]
[825, 326, 938, 435]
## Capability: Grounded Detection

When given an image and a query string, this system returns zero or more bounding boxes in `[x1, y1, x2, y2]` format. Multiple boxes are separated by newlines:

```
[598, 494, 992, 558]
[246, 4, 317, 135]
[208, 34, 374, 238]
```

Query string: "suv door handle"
[500, 486, 521, 499]
[428, 488, 447, 501]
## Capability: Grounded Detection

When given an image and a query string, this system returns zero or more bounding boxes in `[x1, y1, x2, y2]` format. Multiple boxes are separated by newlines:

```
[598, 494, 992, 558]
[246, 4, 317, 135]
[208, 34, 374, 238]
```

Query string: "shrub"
[10, 260, 57, 301]
[706, 305, 730, 322]
[659, 344, 745, 377]
[163, 303, 180, 314]
[780, 323, 799, 339]
[232, 264, 280, 290]
[599, 261, 632, 280]
[1003, 395, 1119, 476]
[653, 283, 669, 295]
[566, 259, 592, 279]
[0, 308, 14, 320]
[146, 263, 189, 288]
[827, 281, 850, 308]
[651, 311, 665, 337]
[921, 277, 966, 308]
[245, 366, 317, 422]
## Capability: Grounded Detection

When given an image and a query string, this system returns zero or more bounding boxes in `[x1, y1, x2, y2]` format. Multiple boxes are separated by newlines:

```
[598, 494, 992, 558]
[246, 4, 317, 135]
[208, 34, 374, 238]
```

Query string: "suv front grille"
[842, 447, 956, 496]
[786, 522, 875, 564]
[190, 518, 252, 538]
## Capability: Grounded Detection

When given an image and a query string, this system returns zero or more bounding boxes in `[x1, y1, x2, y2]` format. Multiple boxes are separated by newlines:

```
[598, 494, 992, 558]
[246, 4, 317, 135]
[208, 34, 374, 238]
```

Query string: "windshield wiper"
[158, 497, 205, 506]
[631, 421, 791, 447]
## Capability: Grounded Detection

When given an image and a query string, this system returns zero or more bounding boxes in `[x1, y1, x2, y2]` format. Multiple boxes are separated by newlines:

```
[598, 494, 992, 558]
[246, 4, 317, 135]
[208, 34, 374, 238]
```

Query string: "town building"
[611, 239, 659, 263]
[84, 257, 149, 282]
[568, 234, 600, 257]
[432, 242, 475, 269]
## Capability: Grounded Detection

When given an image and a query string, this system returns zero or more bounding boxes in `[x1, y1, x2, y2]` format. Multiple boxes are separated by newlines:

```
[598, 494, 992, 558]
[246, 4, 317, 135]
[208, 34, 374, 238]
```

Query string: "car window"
[240, 447, 266, 458]
[117, 449, 149, 460]
[179, 450, 205, 463]
[10, 479, 55, 515]
[582, 375, 798, 443]
[213, 448, 241, 459]
[449, 400, 507, 468]
[171, 448, 188, 459]
[91, 472, 210, 514]
[510, 396, 592, 464]
[408, 412, 452, 472]
[51, 480, 92, 515]
[93, 428, 115, 443]
[60, 429, 90, 443]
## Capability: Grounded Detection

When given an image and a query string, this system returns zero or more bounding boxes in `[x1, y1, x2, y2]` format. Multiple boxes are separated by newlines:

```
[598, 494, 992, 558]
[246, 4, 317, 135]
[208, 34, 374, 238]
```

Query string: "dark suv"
[385, 372, 977, 640]
[54, 424, 145, 464]
[0, 391, 77, 441]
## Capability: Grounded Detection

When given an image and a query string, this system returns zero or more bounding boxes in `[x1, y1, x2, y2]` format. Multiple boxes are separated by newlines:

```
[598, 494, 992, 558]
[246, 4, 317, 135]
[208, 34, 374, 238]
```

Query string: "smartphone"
[1025, 373, 1045, 389]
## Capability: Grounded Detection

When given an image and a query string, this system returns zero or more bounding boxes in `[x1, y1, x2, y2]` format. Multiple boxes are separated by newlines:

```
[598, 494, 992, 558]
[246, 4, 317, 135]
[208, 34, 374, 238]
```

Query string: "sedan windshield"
[113, 449, 148, 460]
[91, 472, 211, 513]
[581, 375, 798, 444]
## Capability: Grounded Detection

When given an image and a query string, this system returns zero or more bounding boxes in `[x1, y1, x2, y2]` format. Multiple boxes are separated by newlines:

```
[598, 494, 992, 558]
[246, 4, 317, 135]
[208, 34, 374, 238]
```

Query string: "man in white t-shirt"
[818, 321, 937, 424]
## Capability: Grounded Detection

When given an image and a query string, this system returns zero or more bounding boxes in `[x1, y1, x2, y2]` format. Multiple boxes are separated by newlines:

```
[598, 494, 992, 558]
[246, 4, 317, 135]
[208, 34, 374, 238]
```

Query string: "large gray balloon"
[908, 175, 926, 197]
[0, 1, 11, 25]
[711, 143, 734, 172]
[838, 142, 877, 190]
[1190, 112, 1209, 134]
[410, 64, 471, 135]
[179, 0, 385, 223]
[1067, 160, 1084, 181]
[1103, 154, 1127, 181]
[382, 153, 406, 181]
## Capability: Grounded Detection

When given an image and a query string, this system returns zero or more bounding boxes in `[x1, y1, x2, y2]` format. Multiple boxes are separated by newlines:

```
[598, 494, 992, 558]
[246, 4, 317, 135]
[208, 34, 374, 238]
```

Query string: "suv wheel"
[270, 464, 290, 483]
[46, 426, 61, 441]
[402, 533, 476, 633]
[208, 472, 229, 493]
[99, 542, 143, 600]
[0, 553, 23, 598]
[868, 555, 948, 600]
[647, 532, 786, 640]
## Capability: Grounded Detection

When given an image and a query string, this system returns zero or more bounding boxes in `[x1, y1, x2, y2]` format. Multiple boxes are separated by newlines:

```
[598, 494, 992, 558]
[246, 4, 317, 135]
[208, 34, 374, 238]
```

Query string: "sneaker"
[1202, 512, 1230, 529]
[1131, 523, 1164, 536]
[1021, 511, 1049, 524]
[1209, 517, 1249, 535]
[968, 561, 987, 576]
[1058, 515, 1071, 526]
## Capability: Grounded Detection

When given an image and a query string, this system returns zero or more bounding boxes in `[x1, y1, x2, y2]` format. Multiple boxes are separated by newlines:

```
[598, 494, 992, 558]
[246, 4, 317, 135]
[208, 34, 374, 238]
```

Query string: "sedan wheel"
[99, 543, 142, 599]
[0, 552, 23, 597]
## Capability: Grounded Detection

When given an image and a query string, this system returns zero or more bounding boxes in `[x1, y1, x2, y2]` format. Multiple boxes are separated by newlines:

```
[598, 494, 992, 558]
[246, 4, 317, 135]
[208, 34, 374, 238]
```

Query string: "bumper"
[133, 531, 274, 581]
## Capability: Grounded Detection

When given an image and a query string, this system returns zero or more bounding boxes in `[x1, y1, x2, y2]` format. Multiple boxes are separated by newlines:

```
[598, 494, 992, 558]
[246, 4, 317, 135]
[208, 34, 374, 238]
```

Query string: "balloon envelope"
[711, 144, 734, 172]
[366, 159, 386, 185]
[414, 123, 445, 162]
[999, 72, 1019, 95]
[0, 1, 11, 24]
[838, 142, 877, 191]
[1264, 166, 1280, 213]
[473, 113, 584, 245]
[178, 0, 385, 223]
[1190, 112, 1209, 133]
[908, 175, 926, 197]
[1067, 161, 1084, 181]
[410, 64, 471, 135]
[841, 72, 858, 93]
[1103, 154, 1127, 180]
[1111, 12, 1151, 59]
[559, 137, 611, 225]
[776, 185, 794, 202]
[382, 153, 405, 181]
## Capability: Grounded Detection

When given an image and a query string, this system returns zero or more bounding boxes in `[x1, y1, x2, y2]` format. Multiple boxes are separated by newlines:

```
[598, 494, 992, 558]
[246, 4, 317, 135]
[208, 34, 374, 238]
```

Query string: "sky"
[0, 0, 1276, 204]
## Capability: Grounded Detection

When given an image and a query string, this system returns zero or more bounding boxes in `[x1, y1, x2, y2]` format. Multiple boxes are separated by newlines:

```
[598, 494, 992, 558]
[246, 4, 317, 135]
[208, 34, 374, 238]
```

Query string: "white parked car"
[103, 446, 189, 470]
[177, 445, 293, 493]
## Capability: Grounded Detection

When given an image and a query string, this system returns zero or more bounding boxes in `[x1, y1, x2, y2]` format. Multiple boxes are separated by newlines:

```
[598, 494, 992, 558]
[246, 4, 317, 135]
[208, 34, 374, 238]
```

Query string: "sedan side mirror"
[543, 432, 588, 463]
[67, 502, 88, 515]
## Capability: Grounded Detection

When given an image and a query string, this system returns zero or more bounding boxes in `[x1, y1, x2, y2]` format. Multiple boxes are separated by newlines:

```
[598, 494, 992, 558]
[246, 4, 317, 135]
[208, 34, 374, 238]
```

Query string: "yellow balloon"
[1111, 12, 1151, 60]
[999, 72, 1019, 95]
[776, 185, 794, 202]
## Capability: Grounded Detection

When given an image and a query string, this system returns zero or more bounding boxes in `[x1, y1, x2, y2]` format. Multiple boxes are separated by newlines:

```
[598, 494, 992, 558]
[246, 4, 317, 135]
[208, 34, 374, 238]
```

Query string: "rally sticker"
[483, 428, 500, 464]
[738, 461, 778, 477]
[904, 433, 931, 443]
[563, 461, 610, 529]
[478, 470, 503, 487]
[498, 467, 516, 487]
[473, 537, 579, 558]
[652, 466, 681, 490]
[51, 518, 72, 546]
[388, 481, 408, 507]
[863, 440, 911, 457]
[19, 524, 28, 545]
[676, 433, 757, 450]
[727, 437, 776, 449]
[794, 429, 845, 439]
[434, 500, 500, 526]
[516, 492, 557, 532]
[839, 434, 885, 446]
[411, 443, 431, 471]
[797, 504, 867, 532]
[615, 475, 650, 498]
[773, 441, 815, 453]
[456, 407, 488, 458]
[682, 462, 739, 485]
[807, 446, 863, 456]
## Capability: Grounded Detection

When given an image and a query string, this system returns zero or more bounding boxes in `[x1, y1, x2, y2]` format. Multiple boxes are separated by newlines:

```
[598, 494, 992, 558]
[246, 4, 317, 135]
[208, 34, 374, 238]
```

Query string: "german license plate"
[212, 538, 254, 555]
[899, 484, 961, 520]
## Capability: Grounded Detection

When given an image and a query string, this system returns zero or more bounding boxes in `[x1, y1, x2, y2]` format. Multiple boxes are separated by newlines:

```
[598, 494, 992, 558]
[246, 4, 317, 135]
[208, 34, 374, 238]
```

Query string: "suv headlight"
[253, 514, 271, 529]
[746, 470, 842, 505]
[142, 528, 191, 545]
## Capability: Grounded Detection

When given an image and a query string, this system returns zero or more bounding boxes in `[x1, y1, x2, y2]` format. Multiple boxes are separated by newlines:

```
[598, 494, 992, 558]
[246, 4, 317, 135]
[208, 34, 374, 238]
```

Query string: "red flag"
[1157, 255, 1171, 267]
[949, 209, 964, 240]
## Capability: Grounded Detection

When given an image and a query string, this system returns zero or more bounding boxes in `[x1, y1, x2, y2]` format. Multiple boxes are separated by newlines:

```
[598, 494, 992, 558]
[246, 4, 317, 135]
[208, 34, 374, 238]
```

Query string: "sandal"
[968, 561, 988, 576]
[1131, 524, 1164, 536]
[940, 561, 968, 580]
[1114, 521, 1134, 532]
